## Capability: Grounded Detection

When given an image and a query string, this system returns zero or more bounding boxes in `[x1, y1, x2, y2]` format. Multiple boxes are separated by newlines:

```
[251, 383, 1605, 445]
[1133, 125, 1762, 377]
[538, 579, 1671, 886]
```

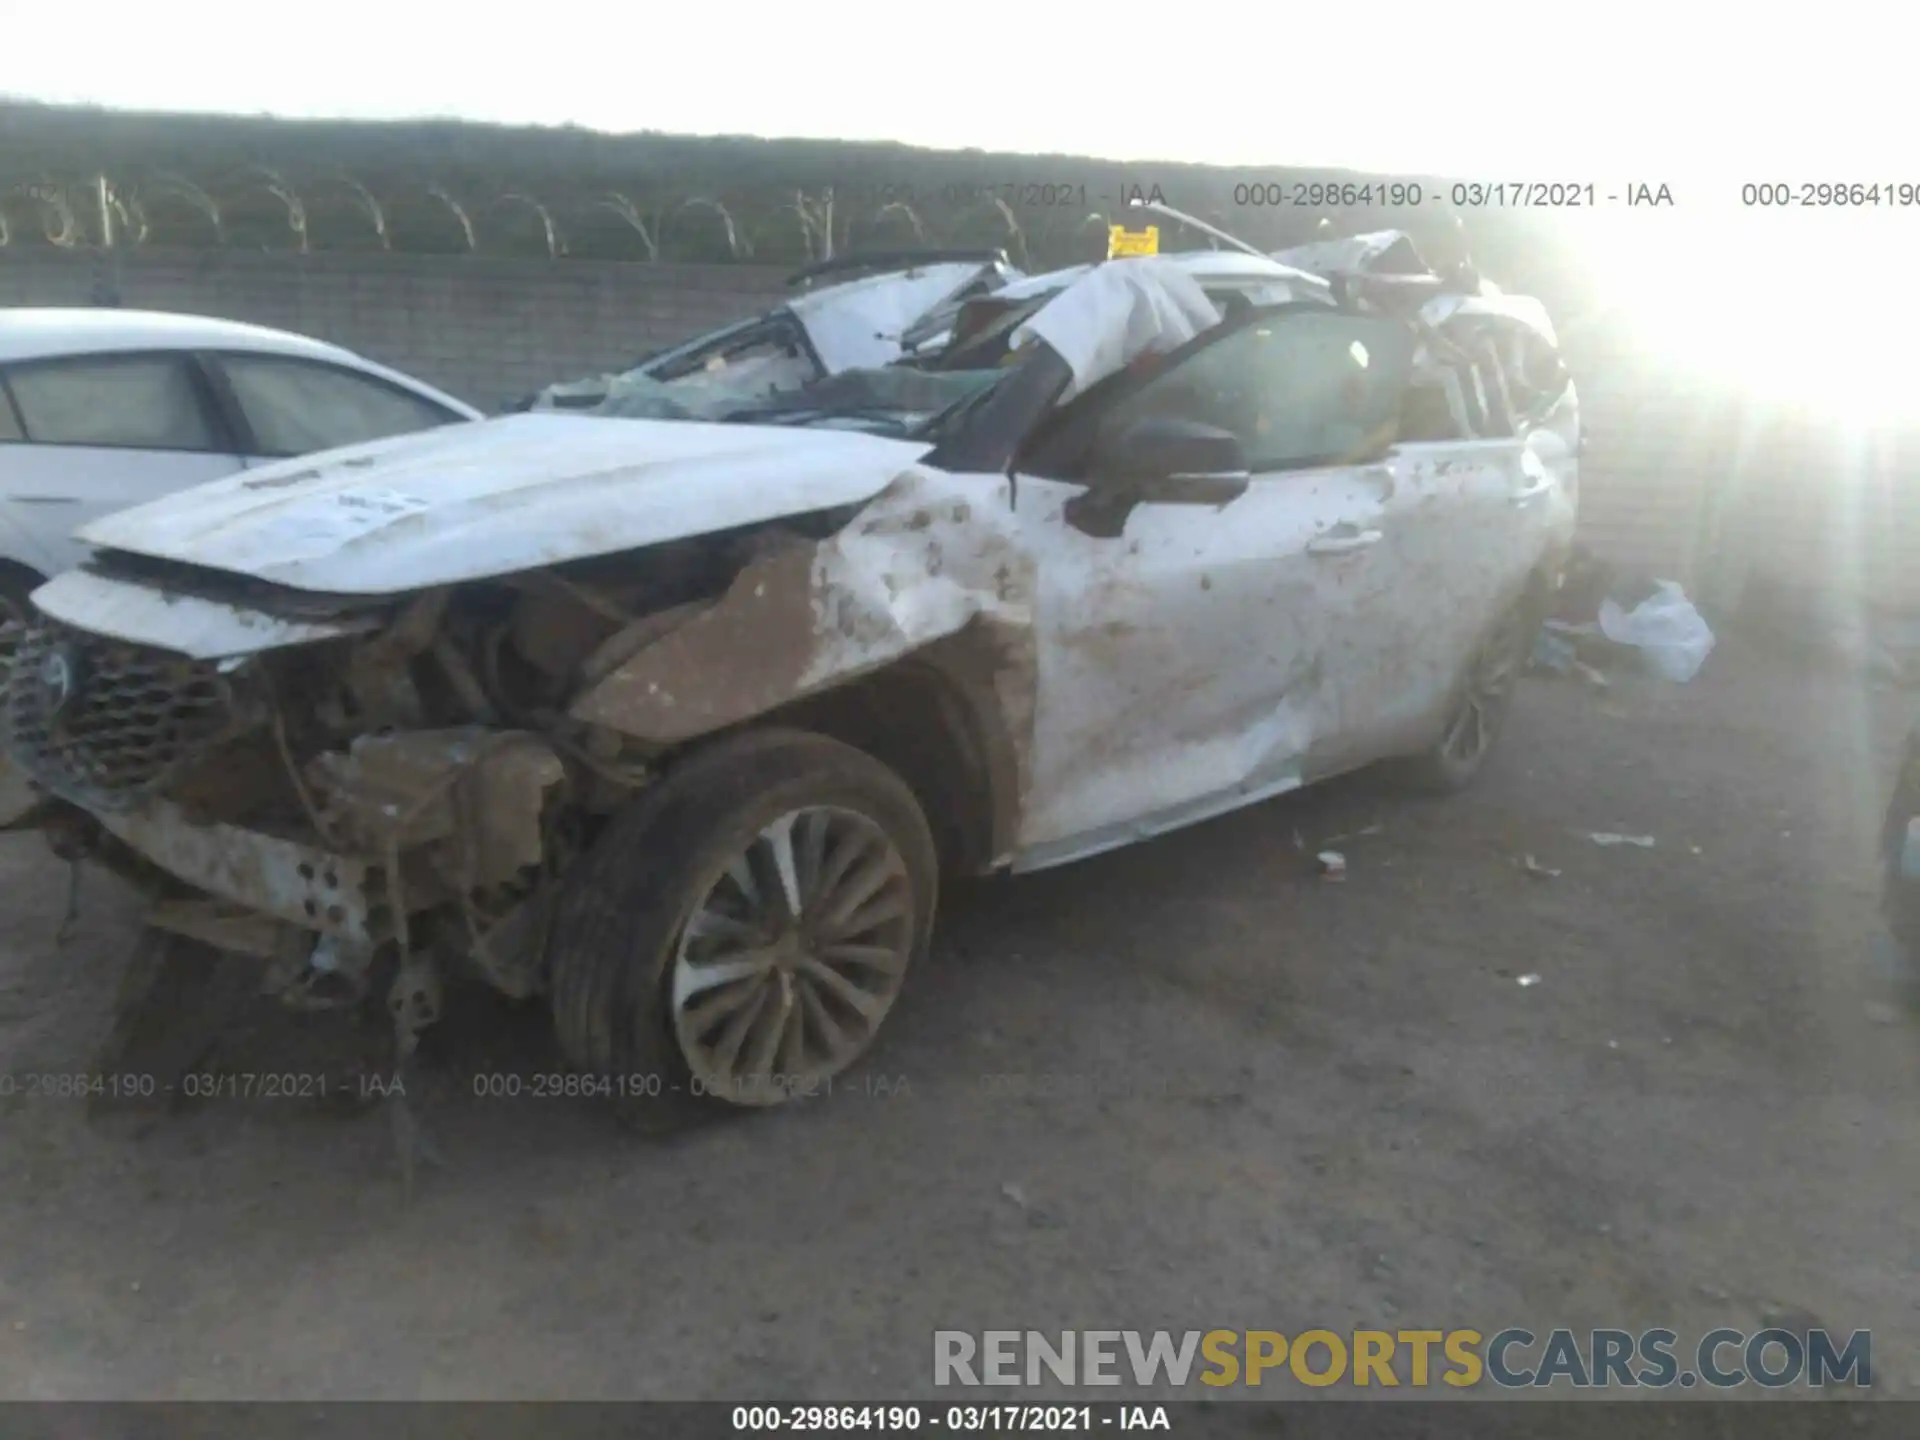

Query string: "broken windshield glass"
[719, 366, 1004, 435]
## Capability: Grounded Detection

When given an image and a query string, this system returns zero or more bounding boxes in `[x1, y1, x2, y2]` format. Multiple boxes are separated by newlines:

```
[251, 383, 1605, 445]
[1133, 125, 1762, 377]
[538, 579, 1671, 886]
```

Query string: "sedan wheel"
[671, 806, 914, 1105]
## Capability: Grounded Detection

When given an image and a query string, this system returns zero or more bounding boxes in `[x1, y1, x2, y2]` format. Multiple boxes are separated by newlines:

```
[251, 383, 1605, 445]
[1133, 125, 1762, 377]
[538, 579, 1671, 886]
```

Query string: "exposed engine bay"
[1, 514, 846, 1011]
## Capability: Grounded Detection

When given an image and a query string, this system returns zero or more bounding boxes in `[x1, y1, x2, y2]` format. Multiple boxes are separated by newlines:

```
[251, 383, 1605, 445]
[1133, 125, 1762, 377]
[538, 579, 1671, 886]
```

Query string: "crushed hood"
[76, 412, 931, 595]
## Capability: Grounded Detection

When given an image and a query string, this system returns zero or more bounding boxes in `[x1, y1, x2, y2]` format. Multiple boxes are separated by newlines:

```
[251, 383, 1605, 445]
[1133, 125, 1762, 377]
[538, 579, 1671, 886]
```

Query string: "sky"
[4, 0, 1914, 409]
[0, 0, 1907, 180]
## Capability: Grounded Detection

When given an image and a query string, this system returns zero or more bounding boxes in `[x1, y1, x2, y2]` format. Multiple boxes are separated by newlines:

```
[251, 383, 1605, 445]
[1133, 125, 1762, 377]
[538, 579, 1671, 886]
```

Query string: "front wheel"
[547, 729, 938, 1114]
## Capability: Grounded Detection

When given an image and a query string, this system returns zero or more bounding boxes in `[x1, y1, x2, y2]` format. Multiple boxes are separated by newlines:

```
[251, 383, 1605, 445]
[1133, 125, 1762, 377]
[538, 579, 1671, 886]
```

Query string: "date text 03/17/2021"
[1230, 180, 1674, 208]
[729, 1405, 1171, 1433]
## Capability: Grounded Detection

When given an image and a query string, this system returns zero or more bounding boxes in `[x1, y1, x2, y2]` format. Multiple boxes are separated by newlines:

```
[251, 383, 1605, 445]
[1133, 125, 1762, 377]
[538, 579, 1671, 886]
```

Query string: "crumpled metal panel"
[98, 799, 386, 944]
[29, 569, 378, 661]
[307, 727, 566, 890]
[74, 413, 934, 597]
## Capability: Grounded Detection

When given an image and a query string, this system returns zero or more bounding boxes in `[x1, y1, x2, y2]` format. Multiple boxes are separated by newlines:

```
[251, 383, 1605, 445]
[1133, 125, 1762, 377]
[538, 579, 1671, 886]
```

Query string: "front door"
[1008, 307, 1421, 869]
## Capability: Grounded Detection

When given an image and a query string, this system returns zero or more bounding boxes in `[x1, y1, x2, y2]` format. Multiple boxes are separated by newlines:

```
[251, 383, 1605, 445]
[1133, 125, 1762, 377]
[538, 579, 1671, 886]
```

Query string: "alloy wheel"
[669, 805, 914, 1104]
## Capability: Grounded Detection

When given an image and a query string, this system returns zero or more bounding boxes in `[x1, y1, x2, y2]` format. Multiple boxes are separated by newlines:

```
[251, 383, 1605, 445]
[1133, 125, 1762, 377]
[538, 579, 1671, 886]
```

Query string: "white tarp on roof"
[1010, 259, 1222, 400]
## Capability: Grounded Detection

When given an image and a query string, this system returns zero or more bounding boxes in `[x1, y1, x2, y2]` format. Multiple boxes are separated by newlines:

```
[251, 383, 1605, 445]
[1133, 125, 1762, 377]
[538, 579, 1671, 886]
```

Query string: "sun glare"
[1573, 209, 1920, 425]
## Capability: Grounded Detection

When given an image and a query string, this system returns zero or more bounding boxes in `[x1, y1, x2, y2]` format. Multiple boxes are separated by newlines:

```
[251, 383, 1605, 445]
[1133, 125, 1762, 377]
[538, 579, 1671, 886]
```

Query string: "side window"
[1399, 376, 1463, 442]
[1092, 311, 1415, 473]
[0, 386, 22, 443]
[1473, 353, 1514, 438]
[1455, 361, 1488, 434]
[217, 355, 462, 458]
[1511, 332, 1572, 421]
[5, 354, 220, 451]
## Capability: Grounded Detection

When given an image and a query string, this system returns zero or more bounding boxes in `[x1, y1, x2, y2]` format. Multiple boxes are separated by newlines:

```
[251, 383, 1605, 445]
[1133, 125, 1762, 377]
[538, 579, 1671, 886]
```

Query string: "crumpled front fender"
[568, 467, 1039, 835]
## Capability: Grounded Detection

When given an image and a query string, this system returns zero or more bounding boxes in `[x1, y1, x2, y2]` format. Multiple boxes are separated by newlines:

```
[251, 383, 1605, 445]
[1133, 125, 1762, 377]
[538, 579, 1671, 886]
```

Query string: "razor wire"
[0, 165, 1579, 312]
[0, 171, 1124, 267]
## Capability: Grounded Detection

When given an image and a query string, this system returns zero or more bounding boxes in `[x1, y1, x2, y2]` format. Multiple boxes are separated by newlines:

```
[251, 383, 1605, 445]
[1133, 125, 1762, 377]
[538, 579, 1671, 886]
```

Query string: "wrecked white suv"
[0, 253, 1577, 1114]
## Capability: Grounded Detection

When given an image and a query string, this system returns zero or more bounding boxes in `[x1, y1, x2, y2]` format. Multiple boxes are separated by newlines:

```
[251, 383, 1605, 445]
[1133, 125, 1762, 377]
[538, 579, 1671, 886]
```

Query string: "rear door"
[0, 352, 243, 573]
[1371, 343, 1544, 753]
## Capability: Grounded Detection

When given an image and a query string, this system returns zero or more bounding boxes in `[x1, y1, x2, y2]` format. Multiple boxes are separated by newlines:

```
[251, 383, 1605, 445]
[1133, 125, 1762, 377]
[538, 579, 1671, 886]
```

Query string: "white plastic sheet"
[1011, 259, 1222, 400]
[1598, 580, 1716, 682]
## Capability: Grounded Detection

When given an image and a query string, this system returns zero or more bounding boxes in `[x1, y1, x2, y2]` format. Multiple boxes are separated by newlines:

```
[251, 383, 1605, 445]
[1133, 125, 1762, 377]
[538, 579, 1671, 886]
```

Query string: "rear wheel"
[547, 729, 937, 1115]
[1399, 590, 1538, 793]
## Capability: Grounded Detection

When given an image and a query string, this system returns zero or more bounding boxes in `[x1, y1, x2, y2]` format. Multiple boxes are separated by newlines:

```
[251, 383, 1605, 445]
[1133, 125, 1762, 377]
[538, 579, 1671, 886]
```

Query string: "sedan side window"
[1093, 311, 1416, 473]
[5, 354, 220, 451]
[217, 355, 463, 458]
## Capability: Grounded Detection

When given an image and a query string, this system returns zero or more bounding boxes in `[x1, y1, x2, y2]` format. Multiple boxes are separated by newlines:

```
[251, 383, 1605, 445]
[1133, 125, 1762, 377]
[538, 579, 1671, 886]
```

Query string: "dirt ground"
[2, 637, 1917, 1403]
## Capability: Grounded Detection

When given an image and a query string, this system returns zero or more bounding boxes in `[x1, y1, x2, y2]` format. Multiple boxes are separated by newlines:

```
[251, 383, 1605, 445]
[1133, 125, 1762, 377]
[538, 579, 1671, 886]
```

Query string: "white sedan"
[0, 308, 480, 620]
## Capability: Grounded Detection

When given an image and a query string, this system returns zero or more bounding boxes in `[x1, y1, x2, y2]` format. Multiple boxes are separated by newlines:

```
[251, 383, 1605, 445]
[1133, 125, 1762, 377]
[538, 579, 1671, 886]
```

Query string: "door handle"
[1512, 477, 1555, 506]
[1307, 528, 1383, 556]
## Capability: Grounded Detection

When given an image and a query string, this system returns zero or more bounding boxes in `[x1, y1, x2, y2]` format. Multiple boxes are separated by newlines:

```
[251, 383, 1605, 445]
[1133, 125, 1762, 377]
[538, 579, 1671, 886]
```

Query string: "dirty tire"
[1398, 586, 1542, 794]
[547, 728, 937, 1125]
[88, 928, 263, 1118]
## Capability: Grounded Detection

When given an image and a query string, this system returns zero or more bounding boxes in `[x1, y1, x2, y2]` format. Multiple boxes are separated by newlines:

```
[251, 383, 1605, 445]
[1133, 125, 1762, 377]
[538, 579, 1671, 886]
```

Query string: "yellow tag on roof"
[1107, 224, 1159, 258]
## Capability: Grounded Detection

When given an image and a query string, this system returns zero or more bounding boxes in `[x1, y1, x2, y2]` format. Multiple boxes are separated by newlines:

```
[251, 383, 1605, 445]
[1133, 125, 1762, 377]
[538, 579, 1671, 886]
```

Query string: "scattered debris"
[1530, 627, 1579, 676]
[1865, 1001, 1900, 1026]
[1517, 853, 1561, 879]
[1516, 973, 1542, 987]
[1535, 548, 1713, 685]
[1316, 851, 1348, 881]
[1323, 823, 1384, 845]
[1000, 1181, 1030, 1210]
[1588, 832, 1656, 848]
[1598, 579, 1716, 682]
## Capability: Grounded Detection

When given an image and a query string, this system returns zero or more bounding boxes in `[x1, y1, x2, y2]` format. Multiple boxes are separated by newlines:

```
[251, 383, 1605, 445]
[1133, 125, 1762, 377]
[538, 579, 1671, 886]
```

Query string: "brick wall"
[0, 247, 792, 410]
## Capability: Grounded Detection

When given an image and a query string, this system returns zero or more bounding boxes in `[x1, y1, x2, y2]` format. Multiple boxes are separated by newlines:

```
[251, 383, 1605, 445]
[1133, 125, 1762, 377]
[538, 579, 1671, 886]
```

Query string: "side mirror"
[1065, 417, 1251, 539]
[1096, 417, 1249, 484]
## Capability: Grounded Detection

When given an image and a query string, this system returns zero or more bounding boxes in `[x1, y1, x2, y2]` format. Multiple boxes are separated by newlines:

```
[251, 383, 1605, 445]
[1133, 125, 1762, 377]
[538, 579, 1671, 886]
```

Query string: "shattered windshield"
[715, 366, 1005, 436]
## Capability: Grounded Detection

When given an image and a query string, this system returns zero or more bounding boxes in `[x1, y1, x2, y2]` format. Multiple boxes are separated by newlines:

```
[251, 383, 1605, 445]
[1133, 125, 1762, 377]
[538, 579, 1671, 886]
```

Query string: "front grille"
[0, 619, 246, 812]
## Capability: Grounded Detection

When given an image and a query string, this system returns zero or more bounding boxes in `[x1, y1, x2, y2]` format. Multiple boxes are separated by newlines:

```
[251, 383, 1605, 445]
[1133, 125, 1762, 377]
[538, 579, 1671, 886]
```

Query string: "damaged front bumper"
[10, 700, 569, 995]
[97, 797, 391, 946]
